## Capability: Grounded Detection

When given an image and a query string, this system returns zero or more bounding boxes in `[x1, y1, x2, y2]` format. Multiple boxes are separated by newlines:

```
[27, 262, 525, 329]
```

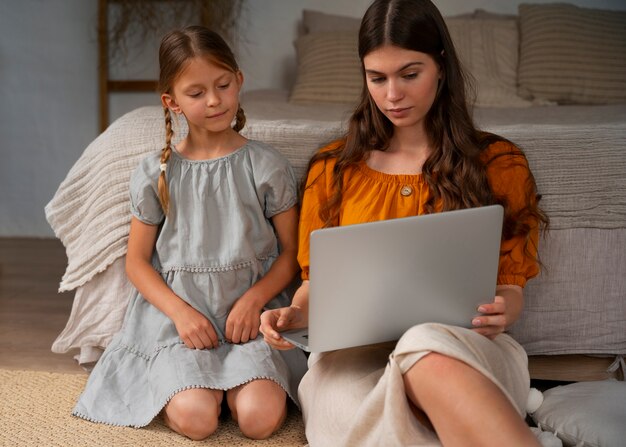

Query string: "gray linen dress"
[73, 140, 308, 427]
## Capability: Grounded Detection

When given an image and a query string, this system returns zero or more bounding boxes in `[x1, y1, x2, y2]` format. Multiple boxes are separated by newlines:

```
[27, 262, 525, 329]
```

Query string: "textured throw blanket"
[45, 107, 343, 292]
[45, 107, 182, 291]
[46, 105, 626, 291]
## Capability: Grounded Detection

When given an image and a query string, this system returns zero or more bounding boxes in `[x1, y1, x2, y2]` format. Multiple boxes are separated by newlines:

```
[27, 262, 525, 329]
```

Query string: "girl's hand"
[173, 304, 219, 350]
[225, 296, 264, 344]
[223, 206, 300, 345]
[259, 306, 305, 350]
[471, 285, 523, 339]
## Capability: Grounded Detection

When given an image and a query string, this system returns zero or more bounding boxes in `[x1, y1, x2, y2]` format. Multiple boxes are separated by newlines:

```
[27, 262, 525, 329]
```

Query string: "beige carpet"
[0, 369, 307, 446]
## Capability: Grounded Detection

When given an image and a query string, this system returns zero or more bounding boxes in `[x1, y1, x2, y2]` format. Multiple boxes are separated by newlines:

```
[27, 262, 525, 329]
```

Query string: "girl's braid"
[157, 107, 174, 215]
[233, 105, 246, 132]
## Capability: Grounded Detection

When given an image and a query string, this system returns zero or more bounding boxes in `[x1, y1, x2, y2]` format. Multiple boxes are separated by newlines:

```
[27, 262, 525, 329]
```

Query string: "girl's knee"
[165, 389, 222, 440]
[230, 381, 287, 439]
[237, 400, 287, 439]
[174, 414, 219, 441]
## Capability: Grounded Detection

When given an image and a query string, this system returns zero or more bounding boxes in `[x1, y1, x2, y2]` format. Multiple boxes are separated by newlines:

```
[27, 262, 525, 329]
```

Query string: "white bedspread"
[46, 91, 626, 293]
[244, 89, 626, 230]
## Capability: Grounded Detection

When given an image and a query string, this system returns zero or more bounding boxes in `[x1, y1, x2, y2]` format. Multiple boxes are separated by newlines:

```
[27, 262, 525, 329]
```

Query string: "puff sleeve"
[483, 142, 541, 287]
[129, 154, 165, 226]
[251, 144, 298, 219]
[297, 148, 341, 280]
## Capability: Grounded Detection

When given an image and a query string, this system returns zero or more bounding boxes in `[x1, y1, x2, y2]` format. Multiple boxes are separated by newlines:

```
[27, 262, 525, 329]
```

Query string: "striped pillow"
[289, 31, 362, 105]
[445, 17, 532, 108]
[518, 3, 626, 104]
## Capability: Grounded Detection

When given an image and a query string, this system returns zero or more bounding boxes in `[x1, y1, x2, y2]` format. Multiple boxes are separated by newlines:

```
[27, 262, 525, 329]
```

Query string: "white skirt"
[298, 323, 530, 447]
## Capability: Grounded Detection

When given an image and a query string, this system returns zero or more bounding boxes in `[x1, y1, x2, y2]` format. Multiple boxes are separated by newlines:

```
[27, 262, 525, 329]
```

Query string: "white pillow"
[531, 380, 626, 447]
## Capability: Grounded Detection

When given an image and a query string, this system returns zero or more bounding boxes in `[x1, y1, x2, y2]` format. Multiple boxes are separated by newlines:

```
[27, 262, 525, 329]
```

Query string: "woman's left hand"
[225, 296, 264, 344]
[471, 295, 507, 339]
[472, 285, 524, 340]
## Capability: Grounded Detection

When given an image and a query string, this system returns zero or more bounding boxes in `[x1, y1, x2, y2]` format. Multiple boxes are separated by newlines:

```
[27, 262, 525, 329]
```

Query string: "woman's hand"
[472, 285, 524, 339]
[172, 303, 220, 350]
[225, 296, 264, 344]
[260, 305, 306, 350]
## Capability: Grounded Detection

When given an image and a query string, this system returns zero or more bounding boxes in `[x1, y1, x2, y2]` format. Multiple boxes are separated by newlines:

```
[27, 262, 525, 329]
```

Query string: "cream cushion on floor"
[532, 380, 626, 447]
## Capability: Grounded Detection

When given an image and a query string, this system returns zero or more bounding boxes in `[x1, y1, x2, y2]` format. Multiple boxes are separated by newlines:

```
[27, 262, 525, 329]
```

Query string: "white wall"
[1, 0, 625, 237]
[0, 0, 99, 237]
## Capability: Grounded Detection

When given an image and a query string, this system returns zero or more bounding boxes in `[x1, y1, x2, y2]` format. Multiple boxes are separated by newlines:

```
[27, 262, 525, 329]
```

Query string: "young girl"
[73, 26, 307, 441]
[261, 0, 548, 446]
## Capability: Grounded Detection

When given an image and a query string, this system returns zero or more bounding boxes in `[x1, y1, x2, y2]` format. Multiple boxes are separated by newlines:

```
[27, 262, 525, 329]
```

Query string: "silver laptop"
[281, 205, 503, 352]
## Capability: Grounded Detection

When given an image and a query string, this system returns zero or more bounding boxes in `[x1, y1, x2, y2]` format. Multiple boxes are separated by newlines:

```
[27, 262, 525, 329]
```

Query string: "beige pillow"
[289, 31, 362, 105]
[302, 9, 361, 34]
[518, 3, 626, 105]
[445, 17, 532, 108]
[292, 10, 534, 108]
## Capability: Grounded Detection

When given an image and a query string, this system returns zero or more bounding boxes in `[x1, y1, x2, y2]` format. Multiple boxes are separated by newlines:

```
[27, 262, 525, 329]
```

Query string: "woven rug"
[0, 369, 307, 447]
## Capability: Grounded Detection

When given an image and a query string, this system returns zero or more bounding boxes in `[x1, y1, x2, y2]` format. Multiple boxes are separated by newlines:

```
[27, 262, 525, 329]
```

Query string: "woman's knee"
[165, 388, 223, 440]
[405, 351, 464, 385]
[403, 352, 462, 401]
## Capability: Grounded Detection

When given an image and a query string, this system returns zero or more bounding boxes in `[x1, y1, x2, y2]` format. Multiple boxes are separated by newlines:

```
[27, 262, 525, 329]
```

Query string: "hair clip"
[160, 163, 167, 172]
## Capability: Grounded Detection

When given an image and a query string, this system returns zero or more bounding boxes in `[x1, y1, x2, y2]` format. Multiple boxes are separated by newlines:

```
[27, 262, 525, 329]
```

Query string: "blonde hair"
[157, 25, 246, 214]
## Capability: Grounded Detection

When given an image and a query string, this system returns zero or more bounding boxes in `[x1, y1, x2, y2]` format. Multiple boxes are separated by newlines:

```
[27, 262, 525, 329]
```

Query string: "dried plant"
[106, 0, 245, 61]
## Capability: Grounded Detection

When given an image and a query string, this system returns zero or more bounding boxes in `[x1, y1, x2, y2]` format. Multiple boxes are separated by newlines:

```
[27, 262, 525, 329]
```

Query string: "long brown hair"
[156, 25, 246, 214]
[306, 0, 548, 251]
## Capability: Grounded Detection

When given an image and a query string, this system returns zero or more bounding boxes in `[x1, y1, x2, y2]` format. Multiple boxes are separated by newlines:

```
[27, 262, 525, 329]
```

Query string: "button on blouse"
[297, 140, 540, 288]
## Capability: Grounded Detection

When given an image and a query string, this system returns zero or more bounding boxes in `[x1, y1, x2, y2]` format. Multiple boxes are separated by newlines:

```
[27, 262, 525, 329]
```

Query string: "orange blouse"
[298, 140, 540, 287]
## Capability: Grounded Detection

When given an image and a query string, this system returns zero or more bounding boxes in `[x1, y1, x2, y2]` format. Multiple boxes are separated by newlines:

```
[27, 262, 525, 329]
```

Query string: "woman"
[261, 0, 548, 445]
